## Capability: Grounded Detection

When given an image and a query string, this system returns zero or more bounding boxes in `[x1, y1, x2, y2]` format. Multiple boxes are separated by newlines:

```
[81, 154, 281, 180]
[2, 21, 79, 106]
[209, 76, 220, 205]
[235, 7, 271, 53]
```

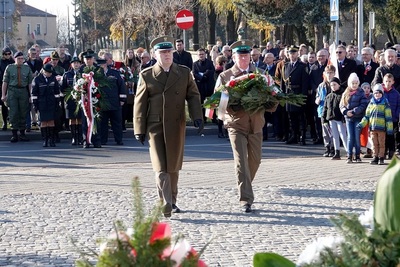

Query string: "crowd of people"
[1, 38, 400, 215]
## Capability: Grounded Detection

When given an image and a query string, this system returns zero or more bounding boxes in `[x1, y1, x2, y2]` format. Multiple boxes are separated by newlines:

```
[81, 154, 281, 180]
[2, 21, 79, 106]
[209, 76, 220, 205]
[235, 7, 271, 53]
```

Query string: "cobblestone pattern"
[0, 158, 386, 266]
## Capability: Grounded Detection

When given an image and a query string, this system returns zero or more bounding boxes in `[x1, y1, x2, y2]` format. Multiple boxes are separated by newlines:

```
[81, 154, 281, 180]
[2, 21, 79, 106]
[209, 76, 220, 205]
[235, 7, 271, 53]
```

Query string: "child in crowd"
[322, 77, 347, 160]
[360, 82, 373, 158]
[316, 65, 335, 157]
[382, 73, 400, 159]
[357, 84, 393, 165]
[339, 73, 369, 163]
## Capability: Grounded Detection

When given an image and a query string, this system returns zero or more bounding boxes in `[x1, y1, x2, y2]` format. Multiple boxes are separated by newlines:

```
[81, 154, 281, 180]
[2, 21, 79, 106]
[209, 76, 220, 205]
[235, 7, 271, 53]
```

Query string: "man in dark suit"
[134, 36, 203, 218]
[192, 48, 215, 121]
[250, 48, 266, 70]
[336, 44, 357, 88]
[356, 47, 379, 85]
[280, 45, 309, 145]
[262, 52, 277, 140]
[309, 49, 329, 144]
[173, 39, 193, 69]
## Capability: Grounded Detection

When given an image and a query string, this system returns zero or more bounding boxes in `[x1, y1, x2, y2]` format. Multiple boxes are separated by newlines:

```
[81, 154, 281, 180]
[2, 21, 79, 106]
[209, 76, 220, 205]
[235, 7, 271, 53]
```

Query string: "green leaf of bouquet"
[253, 252, 295, 267]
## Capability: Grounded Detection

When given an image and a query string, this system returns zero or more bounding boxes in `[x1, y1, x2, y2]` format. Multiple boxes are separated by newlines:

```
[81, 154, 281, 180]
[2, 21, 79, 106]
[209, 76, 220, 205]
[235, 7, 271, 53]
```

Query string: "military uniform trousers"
[155, 171, 179, 206]
[228, 128, 262, 206]
[7, 86, 29, 130]
[100, 107, 123, 144]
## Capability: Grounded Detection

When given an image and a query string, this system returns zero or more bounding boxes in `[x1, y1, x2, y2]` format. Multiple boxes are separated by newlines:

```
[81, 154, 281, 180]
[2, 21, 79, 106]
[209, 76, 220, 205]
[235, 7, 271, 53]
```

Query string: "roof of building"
[36, 39, 50, 47]
[19, 2, 56, 17]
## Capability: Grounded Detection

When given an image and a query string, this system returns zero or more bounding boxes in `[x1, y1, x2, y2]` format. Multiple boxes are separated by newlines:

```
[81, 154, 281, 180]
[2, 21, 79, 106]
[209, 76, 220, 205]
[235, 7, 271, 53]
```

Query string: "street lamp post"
[357, 0, 363, 54]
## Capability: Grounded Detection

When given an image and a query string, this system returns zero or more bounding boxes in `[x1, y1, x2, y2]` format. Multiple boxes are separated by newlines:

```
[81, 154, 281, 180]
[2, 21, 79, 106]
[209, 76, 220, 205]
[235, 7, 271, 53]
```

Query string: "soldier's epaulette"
[176, 64, 190, 71]
[140, 67, 153, 74]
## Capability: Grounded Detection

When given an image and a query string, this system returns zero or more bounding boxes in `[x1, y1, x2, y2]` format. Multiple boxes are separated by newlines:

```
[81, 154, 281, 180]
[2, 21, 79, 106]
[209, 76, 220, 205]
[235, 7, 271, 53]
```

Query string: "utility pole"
[80, 0, 84, 51]
[3, 0, 6, 48]
[357, 0, 363, 54]
[94, 0, 97, 52]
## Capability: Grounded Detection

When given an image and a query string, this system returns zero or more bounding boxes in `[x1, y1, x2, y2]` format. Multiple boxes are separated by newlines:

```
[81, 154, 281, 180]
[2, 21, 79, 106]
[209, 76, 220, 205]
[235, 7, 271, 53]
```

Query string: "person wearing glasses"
[0, 47, 14, 131]
[139, 51, 154, 71]
[356, 47, 379, 85]
[221, 45, 234, 70]
[336, 45, 357, 88]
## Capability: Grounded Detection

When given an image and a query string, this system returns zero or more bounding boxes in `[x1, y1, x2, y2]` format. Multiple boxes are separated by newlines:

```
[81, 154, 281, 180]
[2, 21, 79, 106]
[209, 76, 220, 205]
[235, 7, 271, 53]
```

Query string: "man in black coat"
[173, 39, 193, 69]
[192, 48, 215, 121]
[280, 45, 309, 145]
[97, 58, 127, 146]
[308, 49, 329, 144]
[0, 47, 14, 130]
[336, 44, 357, 88]
[356, 47, 379, 85]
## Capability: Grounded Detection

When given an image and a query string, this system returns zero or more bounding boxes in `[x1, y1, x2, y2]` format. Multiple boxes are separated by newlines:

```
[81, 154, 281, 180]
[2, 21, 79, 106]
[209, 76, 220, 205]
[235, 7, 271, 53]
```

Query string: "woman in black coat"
[31, 64, 61, 147]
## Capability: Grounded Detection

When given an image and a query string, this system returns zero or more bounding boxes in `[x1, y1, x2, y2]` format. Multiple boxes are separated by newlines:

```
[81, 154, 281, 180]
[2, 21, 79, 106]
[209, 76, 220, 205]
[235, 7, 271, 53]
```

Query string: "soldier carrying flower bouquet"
[206, 40, 305, 213]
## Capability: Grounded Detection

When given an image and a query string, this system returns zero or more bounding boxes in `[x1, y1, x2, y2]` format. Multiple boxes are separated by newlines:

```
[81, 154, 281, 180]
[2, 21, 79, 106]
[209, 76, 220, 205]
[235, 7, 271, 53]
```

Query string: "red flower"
[249, 73, 255, 79]
[94, 82, 99, 87]
[271, 91, 277, 96]
[95, 93, 101, 99]
[228, 80, 236, 87]
[149, 222, 171, 244]
[95, 107, 101, 112]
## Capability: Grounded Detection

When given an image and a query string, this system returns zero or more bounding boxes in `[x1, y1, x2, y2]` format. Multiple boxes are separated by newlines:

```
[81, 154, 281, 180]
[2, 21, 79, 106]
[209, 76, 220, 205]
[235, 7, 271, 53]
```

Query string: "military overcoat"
[134, 63, 202, 173]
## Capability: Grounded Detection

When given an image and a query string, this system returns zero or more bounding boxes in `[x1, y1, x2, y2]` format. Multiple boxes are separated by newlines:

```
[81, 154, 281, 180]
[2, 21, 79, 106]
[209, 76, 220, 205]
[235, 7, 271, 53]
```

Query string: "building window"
[27, 24, 30, 35]
[36, 24, 41, 35]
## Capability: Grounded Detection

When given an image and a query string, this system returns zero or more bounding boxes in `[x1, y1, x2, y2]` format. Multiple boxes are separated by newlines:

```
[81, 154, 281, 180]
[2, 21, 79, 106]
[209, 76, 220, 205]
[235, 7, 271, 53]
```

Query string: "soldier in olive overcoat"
[134, 36, 203, 218]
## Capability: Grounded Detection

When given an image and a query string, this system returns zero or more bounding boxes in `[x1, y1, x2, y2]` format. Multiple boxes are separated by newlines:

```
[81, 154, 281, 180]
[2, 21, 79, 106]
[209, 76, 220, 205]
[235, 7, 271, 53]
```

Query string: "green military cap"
[287, 45, 299, 53]
[150, 36, 175, 51]
[230, 40, 253, 54]
[50, 51, 60, 59]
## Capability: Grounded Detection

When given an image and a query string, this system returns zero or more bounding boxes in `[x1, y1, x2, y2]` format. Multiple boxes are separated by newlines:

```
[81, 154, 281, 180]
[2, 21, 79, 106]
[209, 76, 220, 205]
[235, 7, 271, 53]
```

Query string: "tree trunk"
[226, 11, 236, 44]
[192, 0, 200, 51]
[314, 24, 323, 51]
[207, 4, 216, 45]
[260, 30, 266, 48]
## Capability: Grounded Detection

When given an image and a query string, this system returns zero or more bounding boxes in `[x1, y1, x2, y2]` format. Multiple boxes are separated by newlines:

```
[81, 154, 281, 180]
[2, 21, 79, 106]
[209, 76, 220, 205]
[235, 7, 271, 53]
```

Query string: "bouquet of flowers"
[253, 158, 400, 267]
[75, 177, 208, 267]
[70, 71, 105, 135]
[203, 72, 306, 115]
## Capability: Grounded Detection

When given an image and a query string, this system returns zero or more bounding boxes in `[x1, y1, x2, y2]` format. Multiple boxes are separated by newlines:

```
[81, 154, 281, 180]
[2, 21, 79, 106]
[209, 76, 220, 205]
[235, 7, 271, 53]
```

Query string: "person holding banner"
[214, 40, 268, 213]
[133, 36, 203, 218]
[80, 51, 102, 148]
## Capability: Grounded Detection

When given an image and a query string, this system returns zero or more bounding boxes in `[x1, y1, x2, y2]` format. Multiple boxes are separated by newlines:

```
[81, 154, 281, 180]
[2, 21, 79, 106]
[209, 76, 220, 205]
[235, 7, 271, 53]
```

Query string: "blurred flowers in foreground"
[75, 177, 208, 267]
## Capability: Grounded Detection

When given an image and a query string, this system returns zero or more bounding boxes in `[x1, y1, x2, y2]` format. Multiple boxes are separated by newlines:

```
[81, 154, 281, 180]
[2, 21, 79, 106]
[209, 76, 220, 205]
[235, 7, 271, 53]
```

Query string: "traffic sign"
[330, 0, 339, 21]
[175, 9, 194, 30]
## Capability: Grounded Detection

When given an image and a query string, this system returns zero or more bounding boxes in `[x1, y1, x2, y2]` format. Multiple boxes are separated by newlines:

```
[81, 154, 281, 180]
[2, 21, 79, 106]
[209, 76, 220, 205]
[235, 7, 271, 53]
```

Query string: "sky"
[25, 0, 74, 18]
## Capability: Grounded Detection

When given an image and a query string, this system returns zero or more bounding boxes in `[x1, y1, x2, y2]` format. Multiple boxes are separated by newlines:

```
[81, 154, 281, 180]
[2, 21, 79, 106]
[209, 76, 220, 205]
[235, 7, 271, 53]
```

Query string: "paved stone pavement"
[0, 151, 389, 266]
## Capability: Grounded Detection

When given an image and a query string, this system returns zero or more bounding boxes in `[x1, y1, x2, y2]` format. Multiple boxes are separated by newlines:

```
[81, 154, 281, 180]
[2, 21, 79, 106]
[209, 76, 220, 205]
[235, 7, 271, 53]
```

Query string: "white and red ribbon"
[82, 72, 95, 144]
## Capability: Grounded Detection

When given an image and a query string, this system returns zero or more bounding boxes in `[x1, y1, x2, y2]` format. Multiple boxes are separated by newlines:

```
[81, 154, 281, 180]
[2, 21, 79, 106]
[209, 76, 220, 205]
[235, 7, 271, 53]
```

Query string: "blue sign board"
[330, 0, 339, 21]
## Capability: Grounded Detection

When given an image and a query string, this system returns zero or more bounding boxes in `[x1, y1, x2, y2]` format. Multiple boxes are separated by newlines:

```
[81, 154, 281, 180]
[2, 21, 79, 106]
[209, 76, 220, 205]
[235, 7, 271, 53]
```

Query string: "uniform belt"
[11, 86, 27, 89]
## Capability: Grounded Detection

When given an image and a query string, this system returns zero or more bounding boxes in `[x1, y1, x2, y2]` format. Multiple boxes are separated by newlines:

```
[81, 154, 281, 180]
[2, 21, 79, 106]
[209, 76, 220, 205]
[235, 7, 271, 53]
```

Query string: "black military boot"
[77, 124, 83, 145]
[286, 133, 298, 144]
[370, 157, 379, 165]
[19, 129, 29, 141]
[41, 127, 48, 147]
[49, 127, 56, 147]
[323, 146, 330, 157]
[70, 124, 77, 145]
[299, 132, 306, 146]
[329, 147, 335, 157]
[10, 130, 18, 143]
[331, 150, 341, 160]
